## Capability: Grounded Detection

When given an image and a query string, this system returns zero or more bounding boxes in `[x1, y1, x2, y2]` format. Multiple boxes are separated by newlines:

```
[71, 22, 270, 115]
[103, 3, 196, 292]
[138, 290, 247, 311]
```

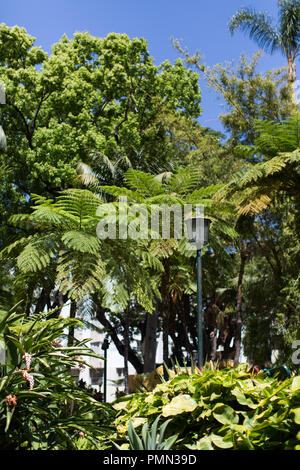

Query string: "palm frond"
[279, 0, 300, 52]
[228, 7, 280, 54]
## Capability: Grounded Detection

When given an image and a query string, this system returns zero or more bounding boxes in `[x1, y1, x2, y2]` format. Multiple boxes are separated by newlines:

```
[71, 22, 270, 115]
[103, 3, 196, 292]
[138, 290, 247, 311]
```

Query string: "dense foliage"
[0, 307, 113, 449]
[107, 365, 300, 450]
[0, 2, 300, 450]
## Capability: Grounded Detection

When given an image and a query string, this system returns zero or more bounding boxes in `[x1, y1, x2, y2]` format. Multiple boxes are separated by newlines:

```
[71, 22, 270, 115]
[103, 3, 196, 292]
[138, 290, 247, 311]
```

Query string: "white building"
[71, 314, 164, 402]
[72, 318, 136, 402]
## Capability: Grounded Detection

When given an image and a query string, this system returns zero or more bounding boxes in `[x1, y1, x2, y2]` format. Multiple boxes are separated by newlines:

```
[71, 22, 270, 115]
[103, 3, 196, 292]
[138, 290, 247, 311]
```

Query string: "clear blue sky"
[2, 0, 287, 133]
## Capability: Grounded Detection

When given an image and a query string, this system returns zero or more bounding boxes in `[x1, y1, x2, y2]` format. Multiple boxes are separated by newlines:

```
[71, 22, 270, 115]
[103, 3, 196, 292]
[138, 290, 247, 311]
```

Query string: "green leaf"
[291, 377, 300, 393]
[212, 403, 239, 425]
[292, 408, 300, 424]
[211, 433, 234, 449]
[128, 419, 144, 450]
[231, 388, 257, 409]
[159, 433, 178, 450]
[162, 394, 198, 417]
[196, 435, 214, 450]
[113, 399, 131, 411]
[5, 405, 15, 432]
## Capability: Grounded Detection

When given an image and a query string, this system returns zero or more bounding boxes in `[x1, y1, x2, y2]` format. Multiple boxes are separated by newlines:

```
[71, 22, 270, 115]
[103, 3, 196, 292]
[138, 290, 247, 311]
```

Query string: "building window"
[116, 368, 125, 377]
[89, 368, 104, 385]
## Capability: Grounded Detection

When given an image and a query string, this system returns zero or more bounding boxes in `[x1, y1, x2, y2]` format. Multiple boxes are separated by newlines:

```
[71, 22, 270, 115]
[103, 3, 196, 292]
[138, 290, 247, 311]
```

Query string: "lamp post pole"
[185, 215, 211, 370]
[103, 347, 107, 402]
[101, 338, 109, 403]
[196, 248, 203, 368]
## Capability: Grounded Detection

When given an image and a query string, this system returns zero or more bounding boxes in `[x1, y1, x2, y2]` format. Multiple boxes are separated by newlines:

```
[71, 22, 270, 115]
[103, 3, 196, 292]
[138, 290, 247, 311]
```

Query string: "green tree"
[204, 52, 295, 146]
[0, 188, 163, 375]
[0, 24, 202, 365]
[100, 167, 238, 368]
[216, 114, 300, 366]
[0, 24, 201, 204]
[218, 113, 300, 218]
[229, 0, 300, 83]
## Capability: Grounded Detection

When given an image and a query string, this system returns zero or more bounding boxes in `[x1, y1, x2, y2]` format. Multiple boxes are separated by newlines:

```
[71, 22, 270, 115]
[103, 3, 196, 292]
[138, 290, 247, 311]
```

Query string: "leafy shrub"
[0, 306, 114, 449]
[109, 364, 300, 450]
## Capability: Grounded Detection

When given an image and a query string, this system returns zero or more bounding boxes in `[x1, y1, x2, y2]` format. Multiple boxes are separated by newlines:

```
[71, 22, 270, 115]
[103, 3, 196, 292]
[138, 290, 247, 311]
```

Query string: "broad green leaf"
[211, 433, 233, 449]
[113, 400, 131, 411]
[162, 394, 197, 417]
[292, 408, 300, 424]
[196, 435, 214, 450]
[291, 377, 300, 393]
[231, 388, 257, 409]
[212, 403, 239, 425]
[132, 417, 147, 428]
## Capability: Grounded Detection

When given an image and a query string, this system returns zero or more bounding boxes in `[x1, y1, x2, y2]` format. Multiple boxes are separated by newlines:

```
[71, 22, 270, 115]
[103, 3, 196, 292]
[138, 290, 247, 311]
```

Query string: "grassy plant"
[114, 415, 178, 450]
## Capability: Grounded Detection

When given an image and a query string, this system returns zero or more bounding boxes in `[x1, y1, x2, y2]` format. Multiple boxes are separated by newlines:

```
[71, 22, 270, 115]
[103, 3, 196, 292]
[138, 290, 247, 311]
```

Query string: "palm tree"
[229, 0, 300, 83]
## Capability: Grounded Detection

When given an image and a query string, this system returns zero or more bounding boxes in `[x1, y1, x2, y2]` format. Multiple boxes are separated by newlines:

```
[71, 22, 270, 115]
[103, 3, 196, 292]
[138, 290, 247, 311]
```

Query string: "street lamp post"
[185, 216, 211, 368]
[101, 337, 109, 402]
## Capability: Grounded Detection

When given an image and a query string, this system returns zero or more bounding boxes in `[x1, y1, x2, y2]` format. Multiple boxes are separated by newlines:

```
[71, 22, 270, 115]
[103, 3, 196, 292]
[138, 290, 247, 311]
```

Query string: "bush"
[0, 306, 114, 449]
[109, 363, 300, 450]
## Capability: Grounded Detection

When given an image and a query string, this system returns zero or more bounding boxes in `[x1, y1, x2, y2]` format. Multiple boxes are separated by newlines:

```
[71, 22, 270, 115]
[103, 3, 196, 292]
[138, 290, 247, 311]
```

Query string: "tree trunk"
[49, 291, 68, 318]
[142, 306, 159, 373]
[177, 294, 194, 354]
[94, 303, 143, 373]
[288, 56, 296, 83]
[34, 286, 52, 314]
[68, 301, 76, 347]
[234, 243, 248, 365]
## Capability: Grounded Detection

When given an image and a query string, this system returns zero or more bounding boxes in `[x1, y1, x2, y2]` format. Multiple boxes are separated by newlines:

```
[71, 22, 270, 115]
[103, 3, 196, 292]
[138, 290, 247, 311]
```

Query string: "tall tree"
[100, 167, 238, 367]
[228, 0, 300, 83]
[0, 24, 201, 203]
[216, 113, 300, 367]
[204, 52, 295, 146]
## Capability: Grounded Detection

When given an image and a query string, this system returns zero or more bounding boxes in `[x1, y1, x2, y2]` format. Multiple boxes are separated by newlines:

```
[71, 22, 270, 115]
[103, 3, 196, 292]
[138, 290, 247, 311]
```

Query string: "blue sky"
[2, 0, 287, 133]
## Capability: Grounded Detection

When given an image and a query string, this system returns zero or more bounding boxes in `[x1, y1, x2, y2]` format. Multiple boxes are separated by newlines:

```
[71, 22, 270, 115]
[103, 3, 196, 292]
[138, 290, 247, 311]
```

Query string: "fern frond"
[16, 234, 60, 273]
[100, 185, 145, 203]
[139, 250, 164, 272]
[61, 231, 101, 254]
[167, 167, 203, 195]
[124, 169, 163, 197]
[149, 239, 178, 258]
[56, 250, 105, 301]
[186, 184, 224, 201]
[54, 189, 103, 222]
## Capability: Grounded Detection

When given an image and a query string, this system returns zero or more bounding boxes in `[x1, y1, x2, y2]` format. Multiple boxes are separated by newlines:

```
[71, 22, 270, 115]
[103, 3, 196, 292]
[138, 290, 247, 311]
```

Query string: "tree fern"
[1, 189, 107, 301]
[124, 169, 163, 197]
[218, 114, 300, 215]
[56, 250, 105, 301]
